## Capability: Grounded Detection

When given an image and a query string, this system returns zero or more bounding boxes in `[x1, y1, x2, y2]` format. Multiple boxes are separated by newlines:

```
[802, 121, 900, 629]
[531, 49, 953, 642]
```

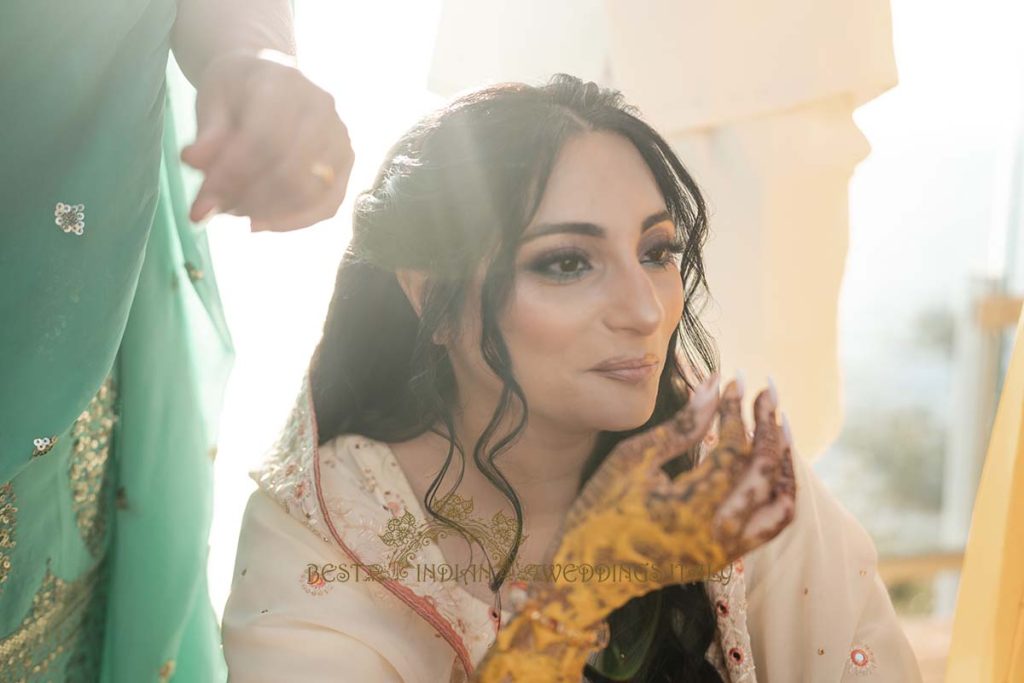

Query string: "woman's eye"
[554, 256, 586, 273]
[646, 239, 685, 268]
[531, 251, 591, 281]
[528, 239, 684, 282]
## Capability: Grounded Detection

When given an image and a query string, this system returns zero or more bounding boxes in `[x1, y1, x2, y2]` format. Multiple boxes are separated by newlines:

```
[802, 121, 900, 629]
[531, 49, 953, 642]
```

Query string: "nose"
[603, 261, 665, 335]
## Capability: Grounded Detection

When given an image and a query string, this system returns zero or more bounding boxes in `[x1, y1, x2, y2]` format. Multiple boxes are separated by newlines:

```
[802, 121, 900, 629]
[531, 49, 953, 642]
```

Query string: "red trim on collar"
[306, 388, 475, 678]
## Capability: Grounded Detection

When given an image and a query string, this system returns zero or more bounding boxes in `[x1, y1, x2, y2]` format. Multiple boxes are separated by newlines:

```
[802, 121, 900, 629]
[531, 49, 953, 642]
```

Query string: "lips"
[593, 364, 658, 383]
[591, 353, 659, 372]
[591, 353, 660, 384]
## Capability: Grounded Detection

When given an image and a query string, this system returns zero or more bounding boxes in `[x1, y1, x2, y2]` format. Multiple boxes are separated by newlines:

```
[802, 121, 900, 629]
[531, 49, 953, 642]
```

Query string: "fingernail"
[734, 370, 745, 397]
[767, 376, 779, 406]
[781, 412, 793, 444]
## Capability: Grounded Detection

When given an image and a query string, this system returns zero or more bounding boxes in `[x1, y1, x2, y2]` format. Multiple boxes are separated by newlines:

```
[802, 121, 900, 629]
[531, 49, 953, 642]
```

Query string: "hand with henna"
[471, 375, 797, 682]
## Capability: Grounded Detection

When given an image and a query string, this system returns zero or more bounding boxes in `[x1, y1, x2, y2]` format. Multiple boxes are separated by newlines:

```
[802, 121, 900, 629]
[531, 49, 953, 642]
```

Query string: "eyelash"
[528, 238, 686, 282]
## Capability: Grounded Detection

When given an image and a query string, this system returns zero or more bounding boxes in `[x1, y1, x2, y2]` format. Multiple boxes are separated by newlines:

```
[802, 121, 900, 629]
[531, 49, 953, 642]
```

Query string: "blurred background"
[178, 3, 1024, 681]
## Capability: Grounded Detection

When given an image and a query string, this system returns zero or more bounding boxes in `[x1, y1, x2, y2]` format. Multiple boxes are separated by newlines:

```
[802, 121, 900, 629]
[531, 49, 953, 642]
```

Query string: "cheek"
[658, 275, 685, 364]
[502, 282, 591, 362]
[657, 271, 685, 329]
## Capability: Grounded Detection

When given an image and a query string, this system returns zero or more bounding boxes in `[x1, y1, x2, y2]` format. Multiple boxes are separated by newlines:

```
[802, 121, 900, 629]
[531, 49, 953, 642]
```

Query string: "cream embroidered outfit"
[222, 381, 922, 681]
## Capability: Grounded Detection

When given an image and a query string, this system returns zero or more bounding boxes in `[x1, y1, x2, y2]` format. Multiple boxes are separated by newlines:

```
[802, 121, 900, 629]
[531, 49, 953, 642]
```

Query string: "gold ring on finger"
[310, 161, 336, 188]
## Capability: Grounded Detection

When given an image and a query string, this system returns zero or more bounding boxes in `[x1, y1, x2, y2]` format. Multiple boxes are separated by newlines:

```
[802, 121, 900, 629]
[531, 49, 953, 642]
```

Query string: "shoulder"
[222, 486, 459, 683]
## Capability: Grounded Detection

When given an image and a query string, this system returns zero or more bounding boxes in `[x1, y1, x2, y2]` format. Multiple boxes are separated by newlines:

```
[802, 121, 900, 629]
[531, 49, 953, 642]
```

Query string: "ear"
[395, 268, 428, 318]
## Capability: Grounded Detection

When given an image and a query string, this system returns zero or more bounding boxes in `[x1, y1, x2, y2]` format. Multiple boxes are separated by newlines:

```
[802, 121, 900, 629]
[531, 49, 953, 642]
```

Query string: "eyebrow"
[518, 210, 673, 245]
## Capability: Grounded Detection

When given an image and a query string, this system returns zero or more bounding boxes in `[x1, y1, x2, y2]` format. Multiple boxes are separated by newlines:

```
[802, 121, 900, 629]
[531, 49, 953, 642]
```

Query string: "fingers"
[715, 378, 749, 457]
[229, 114, 332, 217]
[740, 481, 795, 548]
[244, 120, 355, 231]
[776, 412, 797, 501]
[181, 86, 234, 172]
[713, 386, 797, 554]
[588, 374, 720, 509]
[736, 439, 796, 552]
[184, 55, 345, 225]
[750, 385, 781, 458]
[618, 373, 720, 479]
[189, 99, 299, 221]
[651, 373, 720, 470]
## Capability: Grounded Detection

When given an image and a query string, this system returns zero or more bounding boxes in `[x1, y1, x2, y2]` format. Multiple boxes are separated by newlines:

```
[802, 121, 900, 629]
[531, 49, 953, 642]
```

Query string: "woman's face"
[448, 130, 685, 436]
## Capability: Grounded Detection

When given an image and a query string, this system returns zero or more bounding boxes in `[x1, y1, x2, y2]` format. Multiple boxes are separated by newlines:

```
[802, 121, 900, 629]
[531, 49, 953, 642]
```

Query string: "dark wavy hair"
[309, 74, 722, 682]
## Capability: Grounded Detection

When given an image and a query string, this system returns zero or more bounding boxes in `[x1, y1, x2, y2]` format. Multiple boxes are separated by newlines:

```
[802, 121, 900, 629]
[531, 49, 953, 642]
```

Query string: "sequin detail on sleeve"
[55, 203, 85, 236]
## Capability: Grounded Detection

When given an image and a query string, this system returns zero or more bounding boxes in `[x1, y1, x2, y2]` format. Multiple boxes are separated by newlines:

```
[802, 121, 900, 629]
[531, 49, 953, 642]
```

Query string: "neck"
[426, 395, 598, 519]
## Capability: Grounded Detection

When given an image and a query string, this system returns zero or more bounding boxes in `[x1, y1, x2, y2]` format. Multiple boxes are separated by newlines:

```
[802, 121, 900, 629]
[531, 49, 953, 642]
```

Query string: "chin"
[595, 401, 658, 433]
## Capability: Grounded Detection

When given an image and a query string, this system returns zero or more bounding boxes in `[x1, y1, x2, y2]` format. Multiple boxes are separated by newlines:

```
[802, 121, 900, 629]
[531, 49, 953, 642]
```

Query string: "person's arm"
[170, 0, 296, 89]
[222, 489, 453, 683]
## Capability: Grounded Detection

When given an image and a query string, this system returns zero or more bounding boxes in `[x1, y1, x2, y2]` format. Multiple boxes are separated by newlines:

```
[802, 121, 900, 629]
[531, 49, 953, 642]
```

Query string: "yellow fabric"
[946, 310, 1024, 682]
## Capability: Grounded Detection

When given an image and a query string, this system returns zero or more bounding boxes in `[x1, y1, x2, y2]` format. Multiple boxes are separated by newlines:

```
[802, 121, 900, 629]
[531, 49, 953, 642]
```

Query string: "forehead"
[527, 130, 666, 230]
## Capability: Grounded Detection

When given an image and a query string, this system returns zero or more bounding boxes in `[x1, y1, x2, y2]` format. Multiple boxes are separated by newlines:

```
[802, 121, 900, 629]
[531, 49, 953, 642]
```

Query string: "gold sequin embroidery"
[0, 561, 105, 682]
[31, 436, 58, 458]
[0, 483, 15, 595]
[68, 377, 117, 557]
[184, 261, 204, 282]
[158, 659, 176, 680]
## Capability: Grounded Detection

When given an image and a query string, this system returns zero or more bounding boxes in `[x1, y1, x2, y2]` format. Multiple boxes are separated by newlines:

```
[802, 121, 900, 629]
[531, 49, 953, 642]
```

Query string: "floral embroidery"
[32, 436, 58, 458]
[55, 203, 85, 236]
[299, 567, 333, 596]
[847, 644, 876, 675]
[380, 510, 417, 547]
[0, 483, 15, 595]
[374, 490, 520, 582]
[254, 377, 326, 541]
